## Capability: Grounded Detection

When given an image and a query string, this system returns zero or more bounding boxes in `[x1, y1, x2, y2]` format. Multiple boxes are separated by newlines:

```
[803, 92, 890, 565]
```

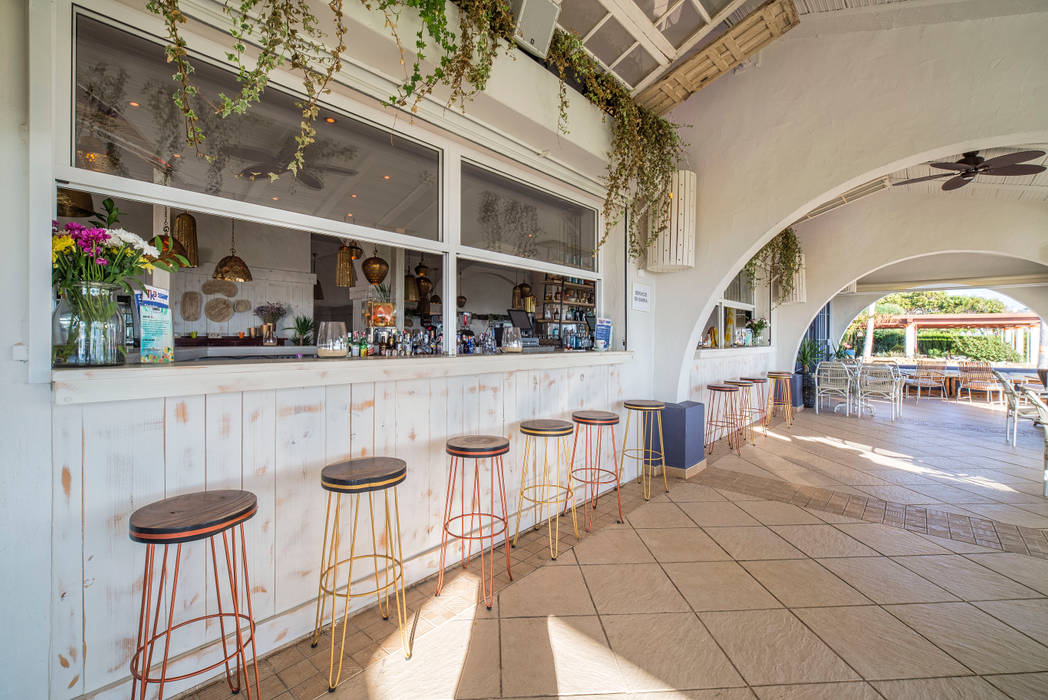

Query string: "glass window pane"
[460, 162, 596, 271]
[585, 15, 636, 66]
[73, 15, 440, 240]
[660, 1, 704, 48]
[558, 0, 609, 38]
[615, 45, 659, 87]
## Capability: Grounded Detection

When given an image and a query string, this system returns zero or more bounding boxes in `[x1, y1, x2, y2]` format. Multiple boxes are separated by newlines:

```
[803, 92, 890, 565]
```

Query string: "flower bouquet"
[746, 316, 768, 345]
[52, 198, 185, 366]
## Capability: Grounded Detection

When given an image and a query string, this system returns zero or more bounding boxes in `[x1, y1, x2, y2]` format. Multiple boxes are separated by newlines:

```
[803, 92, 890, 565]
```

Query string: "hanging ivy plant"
[545, 31, 685, 261]
[742, 227, 804, 305]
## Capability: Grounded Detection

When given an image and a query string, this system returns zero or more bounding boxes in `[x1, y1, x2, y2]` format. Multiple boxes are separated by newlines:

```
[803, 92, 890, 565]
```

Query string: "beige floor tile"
[872, 676, 1009, 699]
[742, 559, 870, 607]
[677, 501, 762, 527]
[794, 605, 969, 680]
[817, 557, 958, 604]
[716, 488, 766, 502]
[985, 672, 1048, 699]
[627, 502, 696, 528]
[885, 602, 1048, 674]
[664, 561, 781, 611]
[965, 553, 1048, 595]
[501, 691, 756, 700]
[329, 618, 500, 699]
[602, 612, 745, 691]
[962, 504, 1048, 528]
[500, 615, 628, 697]
[572, 527, 655, 565]
[973, 599, 1048, 646]
[637, 527, 732, 562]
[582, 563, 690, 614]
[701, 609, 859, 685]
[499, 564, 596, 618]
[704, 527, 806, 560]
[834, 523, 951, 556]
[804, 507, 867, 524]
[891, 554, 1042, 601]
[753, 682, 880, 700]
[736, 500, 823, 525]
[668, 482, 729, 502]
[770, 525, 879, 558]
[918, 532, 1000, 554]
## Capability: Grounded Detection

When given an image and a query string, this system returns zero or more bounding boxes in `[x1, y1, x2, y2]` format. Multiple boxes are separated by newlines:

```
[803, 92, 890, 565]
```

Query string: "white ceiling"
[860, 253, 1048, 286]
[793, 0, 916, 14]
[889, 145, 1048, 203]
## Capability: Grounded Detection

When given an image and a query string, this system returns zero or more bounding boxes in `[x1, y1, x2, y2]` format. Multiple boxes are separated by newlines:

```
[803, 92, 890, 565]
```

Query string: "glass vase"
[52, 281, 125, 367]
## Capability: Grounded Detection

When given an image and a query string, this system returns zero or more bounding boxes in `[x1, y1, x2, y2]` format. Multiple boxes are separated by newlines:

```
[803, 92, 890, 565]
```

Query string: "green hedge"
[849, 330, 1023, 362]
[953, 335, 1022, 363]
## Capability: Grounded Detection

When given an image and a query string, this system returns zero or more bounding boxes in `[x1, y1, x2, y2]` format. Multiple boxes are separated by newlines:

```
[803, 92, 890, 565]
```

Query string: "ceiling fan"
[894, 150, 1046, 191]
[231, 140, 358, 190]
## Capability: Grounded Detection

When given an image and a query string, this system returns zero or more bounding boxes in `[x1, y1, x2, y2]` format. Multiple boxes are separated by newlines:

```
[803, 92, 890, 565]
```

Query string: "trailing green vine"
[545, 31, 685, 260]
[742, 227, 804, 305]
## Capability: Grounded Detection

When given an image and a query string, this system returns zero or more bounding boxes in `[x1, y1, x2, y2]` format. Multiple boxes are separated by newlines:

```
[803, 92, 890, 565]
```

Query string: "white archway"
[650, 2, 1048, 399]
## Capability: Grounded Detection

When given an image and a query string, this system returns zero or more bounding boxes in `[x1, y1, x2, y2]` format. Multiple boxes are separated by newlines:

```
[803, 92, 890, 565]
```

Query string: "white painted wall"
[773, 191, 1048, 369]
[654, 0, 1048, 399]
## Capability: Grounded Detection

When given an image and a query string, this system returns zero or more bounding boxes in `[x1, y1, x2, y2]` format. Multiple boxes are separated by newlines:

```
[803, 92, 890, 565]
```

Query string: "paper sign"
[135, 284, 174, 363]
[632, 283, 651, 312]
[594, 317, 613, 351]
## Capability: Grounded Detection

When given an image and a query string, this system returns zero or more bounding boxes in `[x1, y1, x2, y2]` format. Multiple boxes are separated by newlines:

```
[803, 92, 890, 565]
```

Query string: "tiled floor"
[184, 398, 1048, 699]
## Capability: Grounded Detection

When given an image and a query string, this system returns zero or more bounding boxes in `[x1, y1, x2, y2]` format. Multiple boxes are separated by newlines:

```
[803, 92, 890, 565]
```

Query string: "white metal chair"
[995, 370, 1040, 447]
[857, 363, 900, 420]
[815, 361, 852, 416]
[1018, 386, 1048, 497]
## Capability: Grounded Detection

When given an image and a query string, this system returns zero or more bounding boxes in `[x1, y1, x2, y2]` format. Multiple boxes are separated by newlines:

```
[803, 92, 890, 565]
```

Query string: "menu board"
[594, 317, 613, 351]
[135, 285, 174, 363]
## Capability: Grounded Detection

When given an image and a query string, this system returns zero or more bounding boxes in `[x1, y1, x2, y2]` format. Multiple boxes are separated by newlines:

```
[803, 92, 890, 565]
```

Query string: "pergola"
[876, 312, 1043, 362]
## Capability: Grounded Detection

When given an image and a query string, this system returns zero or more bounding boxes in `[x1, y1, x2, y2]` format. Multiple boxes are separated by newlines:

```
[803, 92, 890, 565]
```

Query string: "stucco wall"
[654, 0, 1048, 399]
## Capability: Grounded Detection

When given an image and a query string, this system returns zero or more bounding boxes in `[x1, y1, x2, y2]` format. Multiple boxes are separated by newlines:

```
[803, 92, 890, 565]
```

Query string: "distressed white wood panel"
[242, 390, 277, 621]
[393, 379, 431, 560]
[350, 383, 375, 459]
[273, 387, 326, 613]
[82, 400, 166, 691]
[424, 377, 449, 556]
[51, 404, 84, 700]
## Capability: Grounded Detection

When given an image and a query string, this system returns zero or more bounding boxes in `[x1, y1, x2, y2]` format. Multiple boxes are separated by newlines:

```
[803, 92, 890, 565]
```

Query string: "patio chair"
[905, 359, 948, 403]
[857, 363, 900, 420]
[994, 369, 1040, 447]
[1018, 386, 1048, 497]
[957, 360, 1002, 405]
[815, 361, 852, 416]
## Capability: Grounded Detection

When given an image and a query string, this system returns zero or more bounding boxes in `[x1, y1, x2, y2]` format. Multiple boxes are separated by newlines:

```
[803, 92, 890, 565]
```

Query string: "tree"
[879, 291, 1005, 314]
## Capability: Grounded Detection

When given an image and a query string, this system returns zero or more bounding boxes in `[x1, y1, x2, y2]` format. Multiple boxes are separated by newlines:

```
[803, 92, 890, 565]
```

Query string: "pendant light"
[312, 253, 324, 300]
[348, 241, 364, 261]
[212, 220, 253, 282]
[456, 265, 466, 308]
[335, 243, 356, 287]
[430, 293, 442, 305]
[172, 211, 199, 267]
[414, 254, 429, 279]
[362, 248, 389, 285]
[416, 276, 433, 298]
[56, 188, 96, 218]
[404, 272, 420, 303]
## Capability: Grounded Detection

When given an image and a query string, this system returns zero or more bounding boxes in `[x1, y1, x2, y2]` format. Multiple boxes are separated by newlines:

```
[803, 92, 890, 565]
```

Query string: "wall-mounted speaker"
[509, 0, 561, 59]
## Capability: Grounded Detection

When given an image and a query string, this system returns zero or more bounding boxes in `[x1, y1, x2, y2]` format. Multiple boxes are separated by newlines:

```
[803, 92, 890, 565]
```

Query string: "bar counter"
[49, 350, 634, 698]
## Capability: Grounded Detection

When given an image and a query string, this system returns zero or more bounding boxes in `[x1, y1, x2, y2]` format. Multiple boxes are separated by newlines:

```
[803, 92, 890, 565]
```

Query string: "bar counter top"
[53, 350, 634, 405]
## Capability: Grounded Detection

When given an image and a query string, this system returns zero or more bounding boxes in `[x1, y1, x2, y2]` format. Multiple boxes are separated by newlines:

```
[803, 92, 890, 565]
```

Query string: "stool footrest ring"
[318, 554, 404, 599]
[130, 613, 254, 684]
[442, 512, 508, 541]
[570, 467, 619, 487]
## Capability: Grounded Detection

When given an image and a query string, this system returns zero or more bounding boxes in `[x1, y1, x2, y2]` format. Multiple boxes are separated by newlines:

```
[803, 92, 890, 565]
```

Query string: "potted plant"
[254, 302, 289, 346]
[746, 316, 768, 345]
[285, 315, 315, 345]
[796, 337, 822, 408]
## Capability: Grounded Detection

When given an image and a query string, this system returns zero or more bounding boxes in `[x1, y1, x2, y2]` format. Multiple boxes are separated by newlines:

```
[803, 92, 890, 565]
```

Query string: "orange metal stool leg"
[570, 421, 623, 531]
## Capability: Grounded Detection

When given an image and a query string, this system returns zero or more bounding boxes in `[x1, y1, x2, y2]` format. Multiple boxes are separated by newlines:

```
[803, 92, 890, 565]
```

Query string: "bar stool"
[705, 384, 742, 456]
[513, 419, 579, 559]
[311, 457, 410, 691]
[438, 435, 513, 609]
[129, 490, 260, 700]
[767, 371, 795, 427]
[570, 410, 623, 531]
[724, 379, 757, 446]
[620, 400, 667, 501]
[740, 376, 769, 439]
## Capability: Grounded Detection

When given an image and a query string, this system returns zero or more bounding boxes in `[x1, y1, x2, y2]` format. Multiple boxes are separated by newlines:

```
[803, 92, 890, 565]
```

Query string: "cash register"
[507, 308, 544, 352]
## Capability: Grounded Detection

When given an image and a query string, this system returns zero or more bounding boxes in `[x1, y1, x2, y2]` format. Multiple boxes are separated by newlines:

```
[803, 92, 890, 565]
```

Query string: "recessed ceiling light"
[347, 213, 353, 217]
[351, 193, 357, 198]
[383, 175, 391, 180]
[272, 196, 279, 201]
[325, 117, 335, 123]
[128, 101, 140, 107]
[172, 153, 181, 159]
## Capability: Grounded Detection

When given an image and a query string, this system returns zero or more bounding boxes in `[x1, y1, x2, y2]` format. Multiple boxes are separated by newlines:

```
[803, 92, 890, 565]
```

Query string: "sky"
[946, 288, 1029, 312]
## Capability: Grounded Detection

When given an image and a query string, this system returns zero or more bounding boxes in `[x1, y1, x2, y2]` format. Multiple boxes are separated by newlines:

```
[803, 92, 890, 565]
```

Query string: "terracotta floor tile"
[885, 602, 1048, 674]
[704, 526, 806, 560]
[626, 502, 695, 528]
[663, 561, 781, 611]
[499, 564, 596, 618]
[636, 527, 732, 562]
[677, 501, 763, 527]
[602, 612, 744, 691]
[581, 562, 690, 614]
[572, 527, 655, 564]
[752, 682, 880, 700]
[736, 500, 824, 525]
[871, 676, 1009, 699]
[891, 554, 1042, 601]
[834, 523, 951, 556]
[770, 524, 880, 558]
[817, 556, 958, 604]
[794, 605, 969, 680]
[701, 609, 858, 685]
[973, 599, 1048, 646]
[742, 559, 870, 607]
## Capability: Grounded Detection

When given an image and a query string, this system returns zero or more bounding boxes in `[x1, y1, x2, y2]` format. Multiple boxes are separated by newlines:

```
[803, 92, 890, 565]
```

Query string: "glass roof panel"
[702, 0, 738, 14]
[557, 0, 609, 38]
[659, 1, 704, 48]
[586, 15, 636, 67]
[614, 45, 660, 86]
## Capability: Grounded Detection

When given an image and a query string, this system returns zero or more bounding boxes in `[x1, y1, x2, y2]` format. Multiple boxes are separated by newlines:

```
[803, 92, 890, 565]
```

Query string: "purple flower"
[95, 257, 108, 266]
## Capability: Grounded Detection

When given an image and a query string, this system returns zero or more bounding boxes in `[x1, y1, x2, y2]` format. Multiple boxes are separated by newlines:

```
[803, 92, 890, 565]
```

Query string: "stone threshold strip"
[695, 466, 1048, 560]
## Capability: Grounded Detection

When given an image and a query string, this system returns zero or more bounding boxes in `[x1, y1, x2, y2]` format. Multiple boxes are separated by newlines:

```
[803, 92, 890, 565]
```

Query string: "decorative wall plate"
[204, 297, 234, 323]
[233, 299, 251, 313]
[180, 291, 202, 321]
[202, 279, 238, 297]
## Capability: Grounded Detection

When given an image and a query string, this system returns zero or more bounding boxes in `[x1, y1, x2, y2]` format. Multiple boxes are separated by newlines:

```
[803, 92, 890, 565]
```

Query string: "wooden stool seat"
[572, 410, 620, 425]
[446, 435, 510, 457]
[624, 399, 665, 411]
[129, 490, 257, 544]
[740, 376, 768, 384]
[321, 457, 407, 493]
[520, 418, 574, 436]
[768, 371, 794, 378]
[708, 384, 740, 392]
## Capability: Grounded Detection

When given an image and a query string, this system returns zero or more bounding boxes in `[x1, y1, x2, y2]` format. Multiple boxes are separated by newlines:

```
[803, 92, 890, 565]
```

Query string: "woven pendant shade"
[457, 295, 467, 309]
[404, 273, 420, 303]
[348, 242, 364, 260]
[430, 293, 442, 305]
[56, 188, 95, 218]
[416, 276, 433, 298]
[212, 221, 252, 282]
[172, 212, 199, 267]
[336, 244, 356, 287]
[518, 282, 531, 298]
[414, 257, 429, 278]
[362, 250, 389, 285]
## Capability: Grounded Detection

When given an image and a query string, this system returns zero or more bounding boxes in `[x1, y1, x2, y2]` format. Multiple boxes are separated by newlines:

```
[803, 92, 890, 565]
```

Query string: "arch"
[649, 3, 1048, 400]
[772, 192, 1048, 371]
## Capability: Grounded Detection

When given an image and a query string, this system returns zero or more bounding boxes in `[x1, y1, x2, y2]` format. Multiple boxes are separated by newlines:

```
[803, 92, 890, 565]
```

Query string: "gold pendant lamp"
[404, 272, 420, 303]
[212, 220, 253, 282]
[335, 243, 356, 287]
[416, 276, 433, 298]
[56, 188, 96, 218]
[362, 248, 389, 285]
[172, 211, 199, 267]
